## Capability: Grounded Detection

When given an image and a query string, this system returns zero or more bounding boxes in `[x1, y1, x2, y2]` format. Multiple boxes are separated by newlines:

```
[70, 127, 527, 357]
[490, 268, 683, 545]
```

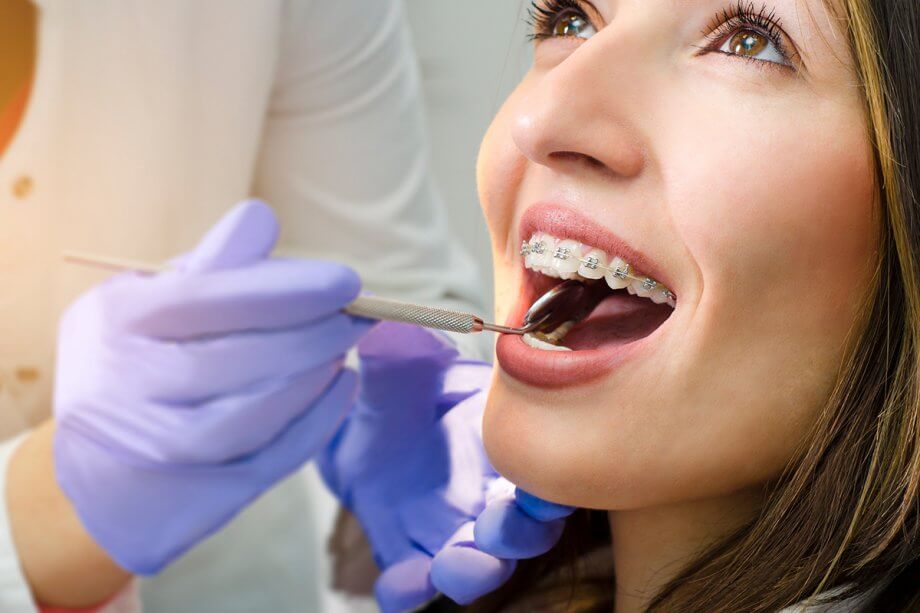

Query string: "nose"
[511, 42, 647, 180]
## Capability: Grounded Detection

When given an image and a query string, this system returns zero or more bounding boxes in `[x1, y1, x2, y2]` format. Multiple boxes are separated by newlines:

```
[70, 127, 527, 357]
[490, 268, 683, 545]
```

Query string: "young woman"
[446, 0, 919, 610]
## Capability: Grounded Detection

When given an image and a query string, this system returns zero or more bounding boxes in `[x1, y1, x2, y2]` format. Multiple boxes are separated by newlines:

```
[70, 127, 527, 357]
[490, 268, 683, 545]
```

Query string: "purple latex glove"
[428, 486, 576, 605]
[318, 322, 575, 611]
[53, 200, 369, 574]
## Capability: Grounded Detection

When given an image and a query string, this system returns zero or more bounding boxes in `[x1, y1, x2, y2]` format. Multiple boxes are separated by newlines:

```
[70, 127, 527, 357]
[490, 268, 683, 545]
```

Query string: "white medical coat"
[0, 1, 484, 611]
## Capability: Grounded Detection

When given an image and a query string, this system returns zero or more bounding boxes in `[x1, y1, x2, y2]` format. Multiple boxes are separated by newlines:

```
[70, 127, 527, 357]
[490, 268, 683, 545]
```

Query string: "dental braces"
[521, 239, 676, 302]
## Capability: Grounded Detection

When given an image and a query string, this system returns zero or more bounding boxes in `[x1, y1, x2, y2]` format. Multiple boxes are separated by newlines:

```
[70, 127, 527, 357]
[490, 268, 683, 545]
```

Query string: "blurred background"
[404, 0, 533, 313]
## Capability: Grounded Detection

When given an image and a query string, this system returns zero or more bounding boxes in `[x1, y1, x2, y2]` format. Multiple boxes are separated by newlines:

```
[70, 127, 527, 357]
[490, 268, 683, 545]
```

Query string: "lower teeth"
[522, 332, 572, 352]
[539, 320, 574, 344]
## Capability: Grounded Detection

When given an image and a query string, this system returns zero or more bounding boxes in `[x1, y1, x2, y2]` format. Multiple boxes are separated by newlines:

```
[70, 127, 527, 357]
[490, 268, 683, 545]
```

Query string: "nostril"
[549, 151, 593, 163]
[549, 151, 614, 174]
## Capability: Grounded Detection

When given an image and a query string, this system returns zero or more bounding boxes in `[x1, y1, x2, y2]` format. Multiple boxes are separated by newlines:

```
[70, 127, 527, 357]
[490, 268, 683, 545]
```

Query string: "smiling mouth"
[518, 231, 676, 352]
[495, 205, 677, 388]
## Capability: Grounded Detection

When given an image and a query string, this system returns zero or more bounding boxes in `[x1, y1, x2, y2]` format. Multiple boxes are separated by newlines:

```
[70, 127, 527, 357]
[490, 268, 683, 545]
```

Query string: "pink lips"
[495, 204, 673, 389]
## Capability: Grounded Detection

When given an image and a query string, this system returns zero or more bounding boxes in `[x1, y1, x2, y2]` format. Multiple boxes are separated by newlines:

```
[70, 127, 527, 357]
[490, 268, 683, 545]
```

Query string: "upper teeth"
[521, 232, 676, 308]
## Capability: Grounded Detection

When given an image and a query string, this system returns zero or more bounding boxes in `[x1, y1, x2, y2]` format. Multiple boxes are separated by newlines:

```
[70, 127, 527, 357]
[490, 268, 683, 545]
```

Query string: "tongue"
[563, 292, 672, 351]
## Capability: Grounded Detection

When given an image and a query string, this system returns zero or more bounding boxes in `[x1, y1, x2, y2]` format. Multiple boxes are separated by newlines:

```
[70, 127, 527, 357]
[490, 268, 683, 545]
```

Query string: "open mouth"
[495, 205, 677, 388]
[518, 231, 675, 352]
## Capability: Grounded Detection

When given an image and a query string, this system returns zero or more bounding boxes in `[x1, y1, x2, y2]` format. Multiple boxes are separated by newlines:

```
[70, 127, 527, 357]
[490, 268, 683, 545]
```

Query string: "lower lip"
[495, 298, 655, 389]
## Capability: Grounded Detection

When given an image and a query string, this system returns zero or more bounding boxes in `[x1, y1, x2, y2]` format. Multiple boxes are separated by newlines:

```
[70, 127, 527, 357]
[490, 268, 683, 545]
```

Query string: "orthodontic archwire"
[520, 239, 677, 302]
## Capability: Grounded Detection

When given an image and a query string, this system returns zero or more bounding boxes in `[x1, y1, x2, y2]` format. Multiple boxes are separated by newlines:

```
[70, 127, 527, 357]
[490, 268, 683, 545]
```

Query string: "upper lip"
[517, 203, 677, 295]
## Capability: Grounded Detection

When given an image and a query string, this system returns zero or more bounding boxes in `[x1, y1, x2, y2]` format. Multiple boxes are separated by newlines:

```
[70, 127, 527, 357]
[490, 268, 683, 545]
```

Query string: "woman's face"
[480, 0, 877, 509]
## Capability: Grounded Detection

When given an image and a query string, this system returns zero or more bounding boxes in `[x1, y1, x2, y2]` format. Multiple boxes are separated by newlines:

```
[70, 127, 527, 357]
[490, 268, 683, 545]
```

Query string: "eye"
[528, 0, 598, 42]
[701, 3, 798, 70]
[552, 13, 596, 39]
[718, 28, 789, 66]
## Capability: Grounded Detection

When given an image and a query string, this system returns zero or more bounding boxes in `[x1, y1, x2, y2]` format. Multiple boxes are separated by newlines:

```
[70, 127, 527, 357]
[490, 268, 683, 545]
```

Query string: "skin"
[8, 424, 131, 607]
[479, 0, 877, 610]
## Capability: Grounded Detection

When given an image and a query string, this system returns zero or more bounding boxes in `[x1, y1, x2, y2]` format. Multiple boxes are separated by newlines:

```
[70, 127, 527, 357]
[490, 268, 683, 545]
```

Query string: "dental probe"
[61, 250, 576, 336]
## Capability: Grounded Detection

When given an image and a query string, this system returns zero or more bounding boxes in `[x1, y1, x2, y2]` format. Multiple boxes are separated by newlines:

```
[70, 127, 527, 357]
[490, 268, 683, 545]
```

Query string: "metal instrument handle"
[345, 296, 484, 334]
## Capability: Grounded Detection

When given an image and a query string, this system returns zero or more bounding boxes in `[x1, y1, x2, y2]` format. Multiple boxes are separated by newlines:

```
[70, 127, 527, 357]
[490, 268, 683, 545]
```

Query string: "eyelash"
[526, 0, 795, 70]
[700, 2, 794, 69]
[526, 0, 588, 41]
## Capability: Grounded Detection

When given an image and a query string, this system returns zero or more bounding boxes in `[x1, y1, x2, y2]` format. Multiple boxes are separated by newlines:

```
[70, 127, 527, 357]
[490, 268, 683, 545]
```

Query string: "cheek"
[477, 87, 532, 321]
[477, 95, 527, 256]
[662, 93, 877, 308]
[657, 96, 878, 475]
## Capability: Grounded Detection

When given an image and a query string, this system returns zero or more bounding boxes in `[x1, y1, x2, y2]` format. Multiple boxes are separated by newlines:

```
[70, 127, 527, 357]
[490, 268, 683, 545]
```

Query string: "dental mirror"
[478, 279, 608, 335]
[521, 279, 608, 333]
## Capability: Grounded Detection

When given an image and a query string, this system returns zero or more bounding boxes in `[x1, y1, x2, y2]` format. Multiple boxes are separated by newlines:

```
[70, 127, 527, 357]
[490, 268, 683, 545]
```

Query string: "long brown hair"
[469, 1, 920, 610]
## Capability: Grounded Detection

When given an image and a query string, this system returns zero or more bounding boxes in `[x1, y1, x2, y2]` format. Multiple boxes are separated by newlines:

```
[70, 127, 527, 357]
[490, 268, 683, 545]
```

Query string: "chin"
[482, 374, 666, 511]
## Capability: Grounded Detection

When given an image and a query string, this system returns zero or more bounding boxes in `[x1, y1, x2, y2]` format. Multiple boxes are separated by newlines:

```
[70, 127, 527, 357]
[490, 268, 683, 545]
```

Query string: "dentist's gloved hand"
[430, 483, 576, 606]
[319, 322, 575, 611]
[53, 200, 369, 575]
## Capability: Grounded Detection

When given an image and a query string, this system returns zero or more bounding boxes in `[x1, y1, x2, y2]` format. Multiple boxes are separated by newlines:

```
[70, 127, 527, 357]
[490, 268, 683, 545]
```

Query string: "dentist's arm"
[5, 201, 368, 608]
[253, 0, 487, 359]
[7, 422, 131, 608]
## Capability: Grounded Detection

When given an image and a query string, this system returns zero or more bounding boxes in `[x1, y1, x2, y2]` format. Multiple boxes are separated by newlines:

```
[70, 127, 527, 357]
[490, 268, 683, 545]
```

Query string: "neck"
[607, 487, 764, 613]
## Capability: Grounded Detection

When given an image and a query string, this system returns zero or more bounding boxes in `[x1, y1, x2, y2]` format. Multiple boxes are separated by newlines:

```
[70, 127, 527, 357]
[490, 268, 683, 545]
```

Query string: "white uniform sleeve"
[0, 433, 38, 613]
[97, 582, 142, 613]
[252, 0, 489, 360]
